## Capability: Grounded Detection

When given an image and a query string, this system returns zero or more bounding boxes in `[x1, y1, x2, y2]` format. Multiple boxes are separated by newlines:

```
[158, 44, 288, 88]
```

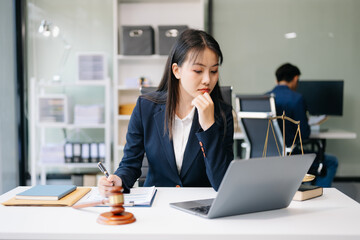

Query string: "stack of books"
[2, 185, 91, 207]
[15, 185, 77, 201]
[293, 184, 323, 201]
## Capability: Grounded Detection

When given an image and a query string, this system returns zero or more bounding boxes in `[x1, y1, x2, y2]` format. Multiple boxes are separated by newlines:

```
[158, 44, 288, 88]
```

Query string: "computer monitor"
[296, 80, 344, 116]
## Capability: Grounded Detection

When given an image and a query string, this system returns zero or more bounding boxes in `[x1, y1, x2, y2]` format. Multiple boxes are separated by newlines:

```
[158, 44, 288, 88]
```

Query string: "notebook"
[16, 185, 77, 201]
[170, 154, 315, 219]
[3, 187, 90, 206]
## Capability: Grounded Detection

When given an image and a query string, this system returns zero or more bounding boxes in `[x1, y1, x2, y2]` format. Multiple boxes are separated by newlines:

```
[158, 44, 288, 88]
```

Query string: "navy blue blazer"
[269, 85, 311, 146]
[114, 92, 234, 193]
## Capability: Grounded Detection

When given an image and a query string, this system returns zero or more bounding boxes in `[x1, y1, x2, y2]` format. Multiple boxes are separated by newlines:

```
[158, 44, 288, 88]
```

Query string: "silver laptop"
[170, 154, 316, 219]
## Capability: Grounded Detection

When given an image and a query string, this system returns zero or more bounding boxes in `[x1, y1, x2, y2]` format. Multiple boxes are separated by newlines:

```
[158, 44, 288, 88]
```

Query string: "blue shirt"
[269, 85, 311, 146]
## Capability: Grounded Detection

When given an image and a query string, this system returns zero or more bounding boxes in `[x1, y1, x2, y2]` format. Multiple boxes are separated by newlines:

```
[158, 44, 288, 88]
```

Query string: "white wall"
[0, 0, 19, 193]
[213, 0, 360, 176]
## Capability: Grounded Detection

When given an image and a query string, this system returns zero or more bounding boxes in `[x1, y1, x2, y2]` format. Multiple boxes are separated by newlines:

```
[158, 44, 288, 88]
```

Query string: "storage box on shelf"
[112, 0, 207, 170]
[29, 78, 111, 185]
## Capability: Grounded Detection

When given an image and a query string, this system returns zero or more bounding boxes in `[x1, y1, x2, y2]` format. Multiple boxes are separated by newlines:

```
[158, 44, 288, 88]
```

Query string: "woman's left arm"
[195, 104, 234, 191]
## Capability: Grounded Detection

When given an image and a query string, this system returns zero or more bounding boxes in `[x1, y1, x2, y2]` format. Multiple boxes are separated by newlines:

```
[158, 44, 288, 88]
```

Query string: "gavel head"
[107, 186, 125, 215]
[107, 186, 124, 205]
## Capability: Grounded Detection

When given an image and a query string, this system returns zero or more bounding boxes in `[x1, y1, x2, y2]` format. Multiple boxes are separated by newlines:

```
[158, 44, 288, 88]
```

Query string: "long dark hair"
[145, 29, 227, 138]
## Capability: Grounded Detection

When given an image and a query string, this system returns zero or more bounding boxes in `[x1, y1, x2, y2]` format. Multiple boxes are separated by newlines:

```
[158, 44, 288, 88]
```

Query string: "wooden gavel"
[73, 186, 136, 225]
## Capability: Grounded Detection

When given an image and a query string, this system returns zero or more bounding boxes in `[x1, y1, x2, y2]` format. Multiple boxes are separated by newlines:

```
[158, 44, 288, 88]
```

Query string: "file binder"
[98, 143, 105, 163]
[81, 143, 90, 163]
[73, 143, 82, 163]
[64, 142, 73, 163]
[90, 143, 99, 163]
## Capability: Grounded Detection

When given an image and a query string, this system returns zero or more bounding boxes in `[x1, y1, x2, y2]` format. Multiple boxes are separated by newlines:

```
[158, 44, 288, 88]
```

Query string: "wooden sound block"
[97, 211, 136, 225]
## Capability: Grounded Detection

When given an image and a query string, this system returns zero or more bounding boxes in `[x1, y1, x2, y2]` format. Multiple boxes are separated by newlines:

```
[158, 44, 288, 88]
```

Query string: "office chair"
[236, 94, 326, 178]
[235, 94, 287, 159]
[135, 87, 158, 186]
[219, 86, 232, 106]
[140, 86, 157, 94]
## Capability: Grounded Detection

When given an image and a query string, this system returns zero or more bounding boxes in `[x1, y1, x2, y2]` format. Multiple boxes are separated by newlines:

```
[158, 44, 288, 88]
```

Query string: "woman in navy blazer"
[99, 29, 234, 194]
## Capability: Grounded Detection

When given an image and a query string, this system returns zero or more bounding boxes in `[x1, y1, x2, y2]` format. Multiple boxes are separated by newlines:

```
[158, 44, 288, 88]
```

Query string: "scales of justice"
[263, 111, 315, 182]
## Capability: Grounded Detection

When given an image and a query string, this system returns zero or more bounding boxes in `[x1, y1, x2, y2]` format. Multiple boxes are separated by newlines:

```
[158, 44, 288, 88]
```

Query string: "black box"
[121, 25, 154, 55]
[158, 25, 188, 55]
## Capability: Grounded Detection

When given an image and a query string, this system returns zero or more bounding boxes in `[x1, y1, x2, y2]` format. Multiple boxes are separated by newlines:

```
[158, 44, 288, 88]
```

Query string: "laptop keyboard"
[190, 205, 211, 215]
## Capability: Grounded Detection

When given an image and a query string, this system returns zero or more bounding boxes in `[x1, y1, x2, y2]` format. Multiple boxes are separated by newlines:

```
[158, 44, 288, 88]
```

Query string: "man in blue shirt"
[269, 63, 338, 187]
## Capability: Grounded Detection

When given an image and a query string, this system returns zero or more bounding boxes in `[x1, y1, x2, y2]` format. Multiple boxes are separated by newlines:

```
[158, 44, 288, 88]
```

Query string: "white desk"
[309, 129, 357, 153]
[310, 129, 357, 139]
[1, 187, 360, 240]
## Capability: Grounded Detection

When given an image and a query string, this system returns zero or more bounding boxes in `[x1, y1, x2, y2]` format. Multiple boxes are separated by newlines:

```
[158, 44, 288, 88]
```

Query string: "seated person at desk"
[268, 63, 338, 187]
[98, 29, 234, 196]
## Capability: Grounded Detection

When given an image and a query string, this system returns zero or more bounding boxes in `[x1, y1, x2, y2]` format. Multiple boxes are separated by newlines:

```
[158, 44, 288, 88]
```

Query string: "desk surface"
[309, 129, 357, 139]
[1, 187, 360, 240]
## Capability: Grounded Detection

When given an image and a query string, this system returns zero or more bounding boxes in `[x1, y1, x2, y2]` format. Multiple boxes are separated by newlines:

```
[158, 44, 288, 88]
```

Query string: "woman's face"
[172, 47, 219, 103]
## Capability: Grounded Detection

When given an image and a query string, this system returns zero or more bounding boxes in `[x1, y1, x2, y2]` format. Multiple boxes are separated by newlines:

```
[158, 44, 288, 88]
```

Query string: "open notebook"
[74, 186, 157, 207]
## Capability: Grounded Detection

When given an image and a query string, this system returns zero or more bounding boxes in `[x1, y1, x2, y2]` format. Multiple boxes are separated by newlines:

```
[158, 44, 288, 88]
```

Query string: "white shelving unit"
[29, 78, 112, 185]
[112, 0, 207, 170]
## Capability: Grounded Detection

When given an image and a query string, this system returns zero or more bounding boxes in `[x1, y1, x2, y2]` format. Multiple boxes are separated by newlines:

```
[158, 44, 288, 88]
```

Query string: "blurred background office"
[0, 0, 359, 201]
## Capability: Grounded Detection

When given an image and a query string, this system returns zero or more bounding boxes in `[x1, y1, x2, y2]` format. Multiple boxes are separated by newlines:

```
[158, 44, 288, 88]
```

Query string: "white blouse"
[172, 107, 195, 174]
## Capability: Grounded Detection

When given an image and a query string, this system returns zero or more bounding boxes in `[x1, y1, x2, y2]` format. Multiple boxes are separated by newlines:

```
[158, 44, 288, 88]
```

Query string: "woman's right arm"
[97, 97, 145, 195]
[113, 97, 146, 193]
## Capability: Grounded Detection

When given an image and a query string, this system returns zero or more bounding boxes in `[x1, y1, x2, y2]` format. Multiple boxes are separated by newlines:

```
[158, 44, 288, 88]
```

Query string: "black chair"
[236, 94, 326, 178]
[236, 94, 286, 159]
[136, 87, 157, 186]
[219, 86, 232, 106]
[140, 86, 157, 94]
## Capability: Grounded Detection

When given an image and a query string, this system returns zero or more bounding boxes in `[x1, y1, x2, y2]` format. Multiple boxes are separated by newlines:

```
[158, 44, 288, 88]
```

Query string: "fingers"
[98, 175, 122, 197]
[192, 92, 215, 131]
[202, 92, 213, 102]
[192, 92, 213, 109]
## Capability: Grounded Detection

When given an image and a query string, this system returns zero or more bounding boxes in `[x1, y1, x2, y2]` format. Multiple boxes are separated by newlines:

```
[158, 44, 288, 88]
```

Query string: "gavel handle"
[72, 199, 109, 209]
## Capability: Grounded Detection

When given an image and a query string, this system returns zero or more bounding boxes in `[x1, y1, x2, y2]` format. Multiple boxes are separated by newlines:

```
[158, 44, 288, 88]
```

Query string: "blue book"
[16, 185, 77, 201]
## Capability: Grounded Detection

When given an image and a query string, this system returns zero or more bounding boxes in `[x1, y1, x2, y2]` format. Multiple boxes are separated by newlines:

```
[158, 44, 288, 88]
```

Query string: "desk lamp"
[38, 19, 71, 82]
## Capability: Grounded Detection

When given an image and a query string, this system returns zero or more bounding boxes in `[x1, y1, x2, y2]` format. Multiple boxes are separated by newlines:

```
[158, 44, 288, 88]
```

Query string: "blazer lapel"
[153, 104, 178, 176]
[180, 110, 202, 178]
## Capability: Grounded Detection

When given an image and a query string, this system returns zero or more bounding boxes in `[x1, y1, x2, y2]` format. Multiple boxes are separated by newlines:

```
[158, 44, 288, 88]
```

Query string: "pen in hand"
[97, 162, 113, 186]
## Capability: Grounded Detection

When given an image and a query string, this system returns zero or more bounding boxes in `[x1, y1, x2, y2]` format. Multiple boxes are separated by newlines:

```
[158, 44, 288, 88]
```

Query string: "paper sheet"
[75, 186, 156, 207]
